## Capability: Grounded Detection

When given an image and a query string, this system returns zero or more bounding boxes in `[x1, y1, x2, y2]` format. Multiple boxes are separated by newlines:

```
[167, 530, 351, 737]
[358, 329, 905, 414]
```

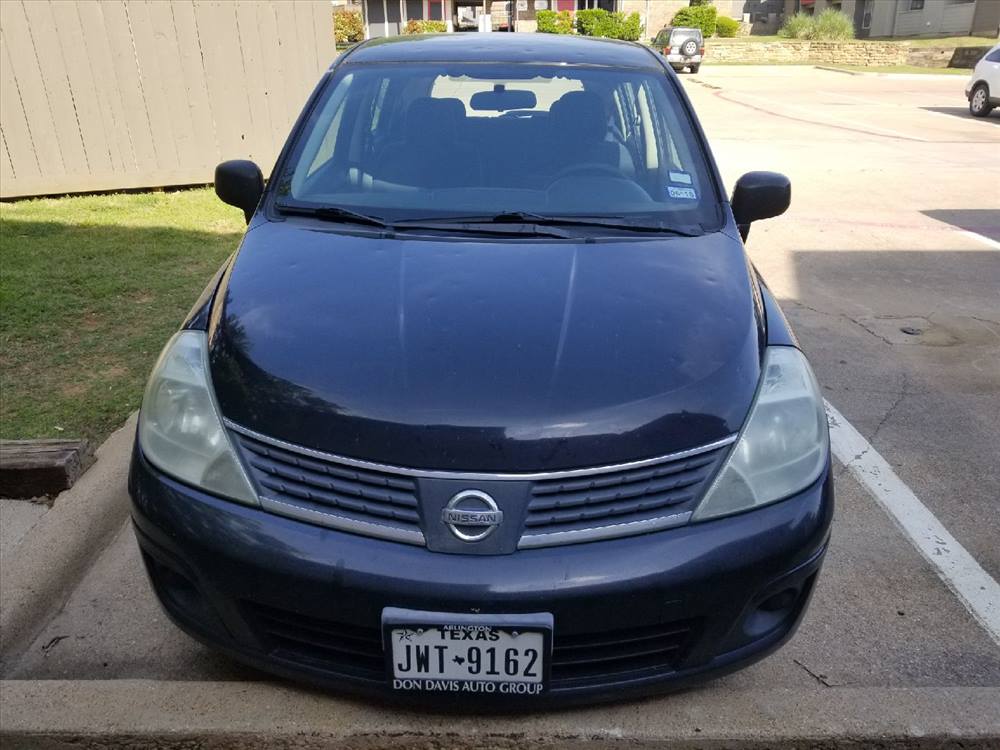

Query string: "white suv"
[654, 27, 704, 74]
[966, 43, 1000, 118]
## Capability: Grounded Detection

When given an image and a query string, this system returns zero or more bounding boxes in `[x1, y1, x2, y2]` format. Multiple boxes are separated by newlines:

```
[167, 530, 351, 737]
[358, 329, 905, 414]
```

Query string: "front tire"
[969, 83, 993, 118]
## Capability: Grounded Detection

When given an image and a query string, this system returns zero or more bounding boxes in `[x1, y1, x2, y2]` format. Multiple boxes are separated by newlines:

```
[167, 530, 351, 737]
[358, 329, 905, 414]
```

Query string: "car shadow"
[921, 208, 1000, 243]
[920, 106, 1000, 123]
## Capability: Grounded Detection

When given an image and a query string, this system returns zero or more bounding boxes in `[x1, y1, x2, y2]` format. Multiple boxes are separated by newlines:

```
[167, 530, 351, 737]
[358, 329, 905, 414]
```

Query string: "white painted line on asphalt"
[825, 400, 1000, 647]
[958, 229, 1000, 251]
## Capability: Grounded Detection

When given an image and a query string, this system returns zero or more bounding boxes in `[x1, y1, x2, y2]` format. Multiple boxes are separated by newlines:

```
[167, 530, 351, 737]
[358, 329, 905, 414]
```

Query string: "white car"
[965, 43, 1000, 118]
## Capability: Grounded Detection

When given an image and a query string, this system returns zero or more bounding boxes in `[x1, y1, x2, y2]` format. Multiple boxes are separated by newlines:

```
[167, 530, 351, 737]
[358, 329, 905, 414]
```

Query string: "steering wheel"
[550, 162, 623, 183]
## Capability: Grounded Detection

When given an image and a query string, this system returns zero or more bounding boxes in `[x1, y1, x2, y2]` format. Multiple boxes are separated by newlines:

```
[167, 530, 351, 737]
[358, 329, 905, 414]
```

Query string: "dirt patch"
[80, 313, 103, 332]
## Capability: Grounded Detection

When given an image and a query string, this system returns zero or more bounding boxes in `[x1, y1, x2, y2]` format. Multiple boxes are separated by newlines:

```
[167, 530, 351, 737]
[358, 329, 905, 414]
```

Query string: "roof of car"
[657, 26, 703, 35]
[338, 32, 662, 69]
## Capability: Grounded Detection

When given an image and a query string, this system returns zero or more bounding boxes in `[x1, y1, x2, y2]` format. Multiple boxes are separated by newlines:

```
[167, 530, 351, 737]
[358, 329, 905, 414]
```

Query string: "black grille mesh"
[244, 601, 700, 688]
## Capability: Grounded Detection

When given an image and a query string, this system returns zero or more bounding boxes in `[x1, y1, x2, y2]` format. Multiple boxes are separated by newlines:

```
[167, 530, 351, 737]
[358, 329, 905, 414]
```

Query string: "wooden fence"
[0, 0, 337, 199]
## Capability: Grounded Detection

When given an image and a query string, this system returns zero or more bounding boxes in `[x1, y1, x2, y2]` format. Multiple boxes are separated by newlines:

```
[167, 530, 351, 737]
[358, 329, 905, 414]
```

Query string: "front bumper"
[129, 446, 833, 707]
[666, 54, 702, 65]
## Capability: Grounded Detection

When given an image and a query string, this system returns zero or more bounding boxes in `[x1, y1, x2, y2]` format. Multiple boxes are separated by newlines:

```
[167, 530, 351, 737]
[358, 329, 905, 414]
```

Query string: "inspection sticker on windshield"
[667, 186, 697, 200]
[668, 171, 693, 185]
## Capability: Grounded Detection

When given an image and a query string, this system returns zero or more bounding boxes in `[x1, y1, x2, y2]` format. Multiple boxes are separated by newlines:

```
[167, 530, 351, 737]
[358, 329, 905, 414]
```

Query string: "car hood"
[209, 219, 762, 472]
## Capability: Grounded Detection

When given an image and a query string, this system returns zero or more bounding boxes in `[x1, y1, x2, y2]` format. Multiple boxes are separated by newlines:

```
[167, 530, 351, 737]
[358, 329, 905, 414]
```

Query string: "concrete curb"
[1, 681, 999, 749]
[814, 65, 967, 79]
[814, 65, 863, 76]
[0, 415, 136, 670]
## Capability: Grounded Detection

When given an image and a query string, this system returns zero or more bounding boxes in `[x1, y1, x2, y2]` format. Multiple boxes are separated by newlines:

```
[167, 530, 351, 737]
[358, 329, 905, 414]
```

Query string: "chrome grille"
[519, 440, 732, 548]
[231, 429, 424, 545]
[227, 420, 734, 549]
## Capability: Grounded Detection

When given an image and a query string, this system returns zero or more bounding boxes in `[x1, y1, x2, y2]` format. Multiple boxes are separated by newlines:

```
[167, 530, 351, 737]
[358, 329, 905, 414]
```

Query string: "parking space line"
[825, 400, 1000, 647]
[713, 90, 931, 142]
[958, 230, 1000, 251]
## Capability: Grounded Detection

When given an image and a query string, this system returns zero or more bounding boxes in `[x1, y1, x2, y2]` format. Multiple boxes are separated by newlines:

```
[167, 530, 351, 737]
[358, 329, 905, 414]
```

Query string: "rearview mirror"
[215, 160, 264, 223]
[470, 86, 537, 112]
[731, 171, 791, 241]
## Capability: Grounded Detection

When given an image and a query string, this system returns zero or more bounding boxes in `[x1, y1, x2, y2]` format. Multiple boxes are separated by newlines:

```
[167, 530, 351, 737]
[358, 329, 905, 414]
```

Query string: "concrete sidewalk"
[3, 680, 999, 749]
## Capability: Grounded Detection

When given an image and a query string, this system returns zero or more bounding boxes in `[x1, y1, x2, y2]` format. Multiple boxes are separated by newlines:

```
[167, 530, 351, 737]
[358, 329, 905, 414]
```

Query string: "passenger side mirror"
[215, 160, 264, 223]
[731, 171, 791, 241]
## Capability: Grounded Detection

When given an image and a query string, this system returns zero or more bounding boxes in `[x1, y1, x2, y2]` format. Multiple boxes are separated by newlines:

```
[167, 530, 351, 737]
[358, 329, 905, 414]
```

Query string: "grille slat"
[230, 421, 733, 548]
[257, 476, 422, 523]
[524, 492, 696, 528]
[248, 455, 418, 508]
[532, 454, 717, 497]
[233, 431, 423, 543]
[524, 444, 730, 538]
[241, 440, 414, 492]
[527, 468, 707, 511]
[244, 601, 700, 689]
[552, 640, 684, 668]
[247, 603, 385, 680]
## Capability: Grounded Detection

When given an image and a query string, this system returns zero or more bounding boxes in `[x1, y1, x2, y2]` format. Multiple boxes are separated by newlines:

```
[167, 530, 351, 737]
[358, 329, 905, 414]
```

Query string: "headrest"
[406, 97, 465, 138]
[550, 91, 607, 143]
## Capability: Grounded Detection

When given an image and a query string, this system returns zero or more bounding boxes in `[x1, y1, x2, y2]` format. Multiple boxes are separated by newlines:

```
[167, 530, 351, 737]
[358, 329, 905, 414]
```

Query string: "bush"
[575, 8, 608, 36]
[779, 10, 854, 40]
[778, 12, 812, 39]
[333, 9, 364, 46]
[670, 5, 717, 38]
[574, 9, 643, 41]
[536, 9, 574, 34]
[812, 8, 855, 40]
[403, 19, 447, 34]
[618, 12, 643, 42]
[715, 16, 739, 38]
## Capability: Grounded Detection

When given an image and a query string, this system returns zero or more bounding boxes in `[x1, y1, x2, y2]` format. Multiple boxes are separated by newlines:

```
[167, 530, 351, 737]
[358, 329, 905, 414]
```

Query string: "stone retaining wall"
[707, 39, 909, 66]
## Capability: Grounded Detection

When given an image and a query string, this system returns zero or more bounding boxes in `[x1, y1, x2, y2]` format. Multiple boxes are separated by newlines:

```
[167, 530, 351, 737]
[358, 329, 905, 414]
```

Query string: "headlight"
[138, 330, 257, 505]
[692, 346, 828, 521]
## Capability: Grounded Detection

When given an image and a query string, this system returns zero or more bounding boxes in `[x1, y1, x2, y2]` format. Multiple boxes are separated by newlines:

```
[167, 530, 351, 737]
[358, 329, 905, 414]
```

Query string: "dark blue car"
[129, 33, 832, 706]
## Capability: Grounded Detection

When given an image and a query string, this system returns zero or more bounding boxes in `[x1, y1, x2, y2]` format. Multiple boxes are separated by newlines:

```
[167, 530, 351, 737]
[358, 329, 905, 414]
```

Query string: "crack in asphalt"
[789, 301, 894, 346]
[793, 658, 836, 688]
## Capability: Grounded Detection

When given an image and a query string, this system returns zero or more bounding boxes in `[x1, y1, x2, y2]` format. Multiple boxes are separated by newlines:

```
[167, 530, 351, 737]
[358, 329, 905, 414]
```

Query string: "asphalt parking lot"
[2, 65, 999, 748]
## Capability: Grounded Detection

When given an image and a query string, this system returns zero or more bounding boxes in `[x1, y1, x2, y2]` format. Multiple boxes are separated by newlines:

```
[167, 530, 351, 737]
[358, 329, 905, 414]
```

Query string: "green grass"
[824, 64, 971, 75]
[0, 188, 244, 443]
[712, 35, 783, 43]
[881, 35, 996, 48]
[714, 34, 994, 46]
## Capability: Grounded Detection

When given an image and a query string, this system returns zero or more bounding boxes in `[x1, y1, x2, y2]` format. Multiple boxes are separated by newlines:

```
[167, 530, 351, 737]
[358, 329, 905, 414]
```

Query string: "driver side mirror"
[731, 171, 791, 241]
[215, 160, 264, 224]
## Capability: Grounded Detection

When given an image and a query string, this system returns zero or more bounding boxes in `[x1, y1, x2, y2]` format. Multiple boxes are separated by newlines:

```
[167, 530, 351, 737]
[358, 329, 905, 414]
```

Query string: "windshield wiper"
[397, 211, 703, 236]
[394, 219, 572, 239]
[275, 203, 392, 228]
[274, 204, 570, 237]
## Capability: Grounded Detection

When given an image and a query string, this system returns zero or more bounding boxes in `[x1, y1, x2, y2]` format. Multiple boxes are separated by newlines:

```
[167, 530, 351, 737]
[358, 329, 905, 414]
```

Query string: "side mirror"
[215, 160, 264, 223]
[731, 171, 791, 241]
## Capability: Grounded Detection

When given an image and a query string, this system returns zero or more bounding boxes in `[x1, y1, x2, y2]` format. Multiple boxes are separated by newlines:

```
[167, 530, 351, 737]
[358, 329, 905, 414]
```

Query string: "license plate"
[382, 608, 552, 696]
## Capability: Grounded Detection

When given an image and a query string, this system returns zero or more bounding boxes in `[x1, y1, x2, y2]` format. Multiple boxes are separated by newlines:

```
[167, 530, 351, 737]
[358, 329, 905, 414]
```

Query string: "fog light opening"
[142, 551, 209, 624]
[759, 587, 799, 613]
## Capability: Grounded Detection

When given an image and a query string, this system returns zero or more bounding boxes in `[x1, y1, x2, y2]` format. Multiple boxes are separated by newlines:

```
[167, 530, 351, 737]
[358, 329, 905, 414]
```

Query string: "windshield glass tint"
[278, 63, 719, 228]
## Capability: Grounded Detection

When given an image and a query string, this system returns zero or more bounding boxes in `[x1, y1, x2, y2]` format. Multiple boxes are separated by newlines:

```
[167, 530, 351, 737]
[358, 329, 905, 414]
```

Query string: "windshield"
[275, 62, 720, 230]
[660, 28, 702, 46]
